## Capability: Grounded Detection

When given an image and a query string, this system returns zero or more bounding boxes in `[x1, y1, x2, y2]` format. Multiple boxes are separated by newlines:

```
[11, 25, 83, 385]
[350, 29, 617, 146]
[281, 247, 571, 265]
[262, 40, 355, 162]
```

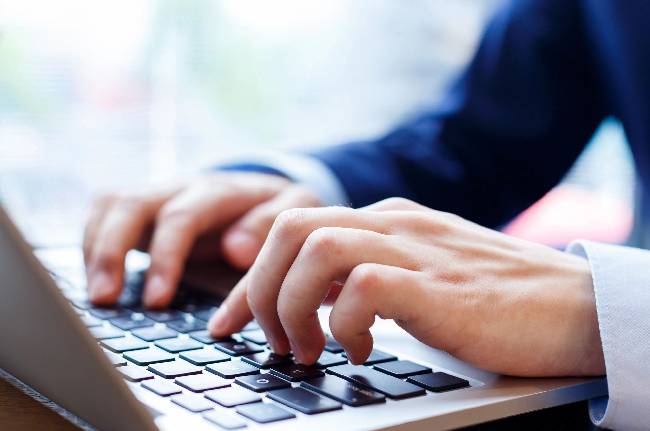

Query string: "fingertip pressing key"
[89, 271, 118, 305]
[143, 275, 171, 308]
[208, 306, 231, 337]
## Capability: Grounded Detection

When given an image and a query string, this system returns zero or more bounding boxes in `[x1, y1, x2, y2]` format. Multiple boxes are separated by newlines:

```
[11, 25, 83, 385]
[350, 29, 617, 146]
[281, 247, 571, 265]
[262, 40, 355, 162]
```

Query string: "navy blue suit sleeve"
[311, 0, 607, 227]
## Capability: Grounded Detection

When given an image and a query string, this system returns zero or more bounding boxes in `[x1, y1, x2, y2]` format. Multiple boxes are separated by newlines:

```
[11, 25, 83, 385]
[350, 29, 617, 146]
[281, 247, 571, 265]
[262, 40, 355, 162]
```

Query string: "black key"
[144, 310, 185, 322]
[166, 318, 206, 333]
[314, 351, 347, 369]
[203, 408, 247, 430]
[89, 307, 130, 319]
[89, 326, 125, 340]
[406, 372, 470, 392]
[240, 321, 260, 332]
[175, 373, 230, 392]
[119, 365, 155, 382]
[104, 350, 127, 367]
[189, 330, 230, 345]
[174, 302, 211, 314]
[171, 394, 214, 413]
[236, 402, 295, 424]
[327, 364, 425, 399]
[204, 386, 262, 407]
[301, 375, 385, 407]
[154, 337, 203, 353]
[193, 307, 218, 322]
[267, 387, 342, 415]
[80, 315, 102, 327]
[131, 326, 178, 342]
[324, 336, 344, 353]
[373, 360, 432, 378]
[240, 330, 267, 345]
[109, 314, 154, 331]
[241, 352, 292, 369]
[235, 374, 291, 392]
[100, 337, 149, 353]
[142, 378, 182, 396]
[342, 349, 397, 365]
[215, 341, 264, 356]
[124, 348, 175, 366]
[269, 363, 324, 382]
[148, 360, 202, 379]
[180, 348, 231, 366]
[206, 361, 260, 379]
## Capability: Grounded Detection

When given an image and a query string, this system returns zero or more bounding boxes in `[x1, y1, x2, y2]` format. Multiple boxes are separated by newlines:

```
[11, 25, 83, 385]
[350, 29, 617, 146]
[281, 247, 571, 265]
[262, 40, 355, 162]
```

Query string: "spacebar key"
[326, 364, 425, 399]
[300, 375, 385, 407]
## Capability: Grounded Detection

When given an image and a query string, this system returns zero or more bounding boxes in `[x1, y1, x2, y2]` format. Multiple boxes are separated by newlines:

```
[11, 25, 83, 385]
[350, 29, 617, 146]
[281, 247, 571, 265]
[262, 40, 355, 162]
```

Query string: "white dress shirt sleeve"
[566, 240, 650, 431]
[218, 152, 349, 207]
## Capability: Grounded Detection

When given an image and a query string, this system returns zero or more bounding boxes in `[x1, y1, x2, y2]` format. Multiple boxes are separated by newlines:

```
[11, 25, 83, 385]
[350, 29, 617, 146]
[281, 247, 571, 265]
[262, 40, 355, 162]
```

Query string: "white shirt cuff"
[219, 152, 349, 206]
[567, 240, 650, 431]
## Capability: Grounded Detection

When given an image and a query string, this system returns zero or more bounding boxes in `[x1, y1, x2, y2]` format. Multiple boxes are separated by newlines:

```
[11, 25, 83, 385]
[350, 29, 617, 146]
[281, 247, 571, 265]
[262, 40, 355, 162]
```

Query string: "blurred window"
[0, 0, 634, 247]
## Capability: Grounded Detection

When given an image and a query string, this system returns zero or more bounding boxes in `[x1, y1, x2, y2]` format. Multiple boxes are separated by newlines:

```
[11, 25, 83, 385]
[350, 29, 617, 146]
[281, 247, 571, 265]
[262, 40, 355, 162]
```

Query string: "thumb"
[208, 273, 253, 337]
[221, 185, 321, 270]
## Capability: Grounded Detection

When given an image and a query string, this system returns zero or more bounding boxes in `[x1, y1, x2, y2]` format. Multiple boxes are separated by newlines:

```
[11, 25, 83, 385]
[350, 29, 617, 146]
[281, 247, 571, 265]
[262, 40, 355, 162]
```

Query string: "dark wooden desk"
[0, 378, 77, 430]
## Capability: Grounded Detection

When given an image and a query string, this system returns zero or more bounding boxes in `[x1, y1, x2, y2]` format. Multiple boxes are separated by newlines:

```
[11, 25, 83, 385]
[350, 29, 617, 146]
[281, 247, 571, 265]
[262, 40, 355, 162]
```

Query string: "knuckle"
[426, 211, 456, 231]
[303, 227, 340, 257]
[406, 212, 436, 230]
[271, 208, 308, 237]
[346, 263, 380, 294]
[376, 197, 418, 210]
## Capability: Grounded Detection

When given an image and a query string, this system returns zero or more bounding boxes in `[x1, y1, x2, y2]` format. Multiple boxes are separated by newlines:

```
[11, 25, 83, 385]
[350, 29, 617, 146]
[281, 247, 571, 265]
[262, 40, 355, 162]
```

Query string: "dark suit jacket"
[310, 0, 649, 228]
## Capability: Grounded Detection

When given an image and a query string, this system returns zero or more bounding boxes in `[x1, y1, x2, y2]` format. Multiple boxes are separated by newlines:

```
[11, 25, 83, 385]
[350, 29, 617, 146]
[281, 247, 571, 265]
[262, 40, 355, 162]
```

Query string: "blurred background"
[0, 0, 636, 248]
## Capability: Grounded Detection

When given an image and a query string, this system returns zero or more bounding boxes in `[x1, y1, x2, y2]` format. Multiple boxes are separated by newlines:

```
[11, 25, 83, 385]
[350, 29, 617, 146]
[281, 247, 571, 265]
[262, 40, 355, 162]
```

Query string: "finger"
[207, 273, 254, 337]
[87, 198, 162, 305]
[323, 281, 344, 305]
[83, 194, 116, 268]
[329, 263, 427, 364]
[245, 207, 388, 355]
[221, 185, 321, 270]
[278, 227, 420, 364]
[143, 184, 275, 308]
[361, 197, 429, 212]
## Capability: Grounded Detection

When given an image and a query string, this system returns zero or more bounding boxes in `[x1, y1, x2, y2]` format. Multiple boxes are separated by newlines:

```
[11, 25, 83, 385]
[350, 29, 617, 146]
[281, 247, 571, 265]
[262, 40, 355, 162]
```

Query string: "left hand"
[208, 197, 605, 377]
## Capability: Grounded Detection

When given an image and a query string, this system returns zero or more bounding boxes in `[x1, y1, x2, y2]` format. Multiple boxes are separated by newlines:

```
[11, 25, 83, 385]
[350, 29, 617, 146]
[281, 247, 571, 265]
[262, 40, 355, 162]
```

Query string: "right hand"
[83, 172, 321, 308]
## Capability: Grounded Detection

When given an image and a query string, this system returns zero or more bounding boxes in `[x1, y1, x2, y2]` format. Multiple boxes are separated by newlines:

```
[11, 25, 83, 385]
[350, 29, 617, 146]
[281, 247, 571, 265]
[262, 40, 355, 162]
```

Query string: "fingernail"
[89, 272, 113, 303]
[144, 275, 167, 308]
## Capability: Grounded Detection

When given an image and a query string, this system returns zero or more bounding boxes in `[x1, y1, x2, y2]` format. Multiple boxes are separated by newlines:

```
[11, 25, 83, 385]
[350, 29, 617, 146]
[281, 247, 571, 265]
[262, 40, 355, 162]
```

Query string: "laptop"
[0, 205, 607, 430]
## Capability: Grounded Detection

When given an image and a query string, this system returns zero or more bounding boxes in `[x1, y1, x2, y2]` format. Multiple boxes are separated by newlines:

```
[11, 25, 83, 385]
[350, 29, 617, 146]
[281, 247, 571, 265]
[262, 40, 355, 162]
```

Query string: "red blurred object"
[504, 185, 633, 248]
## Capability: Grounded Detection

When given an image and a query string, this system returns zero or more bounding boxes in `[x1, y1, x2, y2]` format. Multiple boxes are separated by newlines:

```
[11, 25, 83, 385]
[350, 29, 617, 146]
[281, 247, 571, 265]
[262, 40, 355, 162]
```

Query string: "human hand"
[83, 172, 320, 308]
[209, 197, 604, 377]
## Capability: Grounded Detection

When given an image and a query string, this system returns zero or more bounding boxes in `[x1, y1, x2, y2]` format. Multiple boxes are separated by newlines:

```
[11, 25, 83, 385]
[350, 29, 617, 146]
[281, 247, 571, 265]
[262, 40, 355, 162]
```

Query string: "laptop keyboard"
[58, 271, 471, 429]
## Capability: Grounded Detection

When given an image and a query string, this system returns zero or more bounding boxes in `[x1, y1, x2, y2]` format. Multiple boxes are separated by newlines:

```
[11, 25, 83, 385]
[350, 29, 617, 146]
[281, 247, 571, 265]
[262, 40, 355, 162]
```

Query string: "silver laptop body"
[0, 206, 607, 430]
